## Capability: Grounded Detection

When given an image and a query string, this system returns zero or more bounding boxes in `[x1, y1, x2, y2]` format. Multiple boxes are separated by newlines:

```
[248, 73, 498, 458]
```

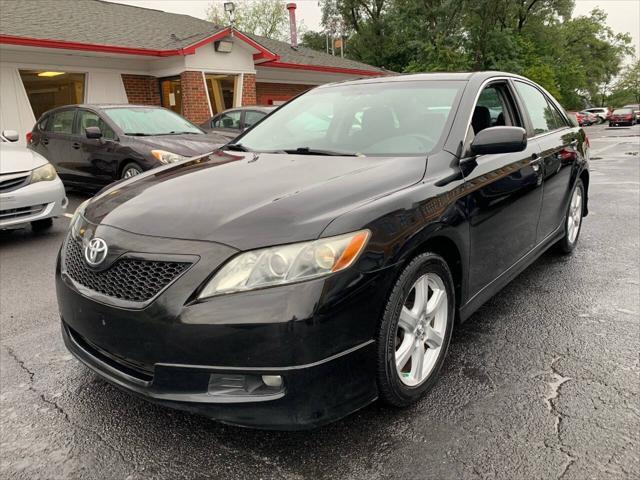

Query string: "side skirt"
[458, 223, 565, 322]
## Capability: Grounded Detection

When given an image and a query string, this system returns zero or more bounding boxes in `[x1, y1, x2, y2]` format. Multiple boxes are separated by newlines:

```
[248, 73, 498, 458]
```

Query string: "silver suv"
[584, 107, 610, 123]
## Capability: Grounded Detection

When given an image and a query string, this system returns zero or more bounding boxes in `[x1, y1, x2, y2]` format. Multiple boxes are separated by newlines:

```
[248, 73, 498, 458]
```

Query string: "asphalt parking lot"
[1, 123, 638, 480]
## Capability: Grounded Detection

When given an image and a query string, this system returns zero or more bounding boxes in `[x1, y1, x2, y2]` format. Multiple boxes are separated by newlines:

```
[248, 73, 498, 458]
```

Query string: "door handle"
[72, 142, 81, 149]
[42, 138, 49, 145]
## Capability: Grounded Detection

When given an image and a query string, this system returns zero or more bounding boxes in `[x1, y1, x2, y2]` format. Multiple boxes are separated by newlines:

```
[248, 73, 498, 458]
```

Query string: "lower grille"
[0, 204, 45, 220]
[64, 238, 191, 303]
[67, 325, 153, 382]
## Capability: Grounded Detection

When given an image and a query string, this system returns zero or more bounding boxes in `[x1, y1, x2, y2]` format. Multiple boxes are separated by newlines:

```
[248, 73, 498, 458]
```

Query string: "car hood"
[133, 133, 227, 157]
[0, 144, 48, 174]
[84, 151, 426, 250]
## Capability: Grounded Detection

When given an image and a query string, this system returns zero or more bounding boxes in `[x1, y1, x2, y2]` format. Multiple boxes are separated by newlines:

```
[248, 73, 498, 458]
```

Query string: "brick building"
[0, 0, 385, 143]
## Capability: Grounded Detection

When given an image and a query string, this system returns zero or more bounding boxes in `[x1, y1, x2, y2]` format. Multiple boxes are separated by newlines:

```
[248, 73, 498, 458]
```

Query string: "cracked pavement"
[1, 123, 638, 479]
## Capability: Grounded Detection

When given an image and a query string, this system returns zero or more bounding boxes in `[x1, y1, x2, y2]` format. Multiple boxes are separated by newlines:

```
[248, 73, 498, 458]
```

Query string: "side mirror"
[470, 126, 527, 155]
[85, 126, 103, 139]
[2, 130, 19, 142]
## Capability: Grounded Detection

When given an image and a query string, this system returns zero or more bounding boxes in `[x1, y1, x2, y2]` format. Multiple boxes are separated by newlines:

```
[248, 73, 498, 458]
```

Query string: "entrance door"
[160, 78, 182, 114]
[205, 75, 238, 115]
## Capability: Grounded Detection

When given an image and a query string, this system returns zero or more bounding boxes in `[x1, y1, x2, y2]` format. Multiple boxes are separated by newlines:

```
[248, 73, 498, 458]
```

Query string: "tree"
[301, 31, 329, 52]
[206, 0, 291, 40]
[612, 60, 640, 104]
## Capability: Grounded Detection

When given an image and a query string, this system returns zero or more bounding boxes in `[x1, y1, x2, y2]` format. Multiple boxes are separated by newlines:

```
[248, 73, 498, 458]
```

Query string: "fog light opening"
[207, 373, 284, 398]
[261, 374, 283, 388]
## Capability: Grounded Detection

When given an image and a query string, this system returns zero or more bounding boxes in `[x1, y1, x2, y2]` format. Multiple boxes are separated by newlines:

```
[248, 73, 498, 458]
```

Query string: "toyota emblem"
[84, 237, 108, 266]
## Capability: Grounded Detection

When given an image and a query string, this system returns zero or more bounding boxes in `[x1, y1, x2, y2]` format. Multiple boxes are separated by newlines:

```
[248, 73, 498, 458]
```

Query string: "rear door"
[70, 109, 121, 187]
[512, 80, 580, 242]
[42, 109, 76, 182]
[464, 81, 544, 297]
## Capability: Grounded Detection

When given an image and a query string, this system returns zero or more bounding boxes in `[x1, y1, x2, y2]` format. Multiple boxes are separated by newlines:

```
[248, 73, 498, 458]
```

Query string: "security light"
[224, 2, 235, 13]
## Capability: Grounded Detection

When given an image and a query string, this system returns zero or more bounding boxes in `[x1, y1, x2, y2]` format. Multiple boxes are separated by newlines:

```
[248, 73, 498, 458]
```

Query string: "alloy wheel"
[123, 167, 141, 179]
[567, 186, 583, 244]
[395, 273, 448, 387]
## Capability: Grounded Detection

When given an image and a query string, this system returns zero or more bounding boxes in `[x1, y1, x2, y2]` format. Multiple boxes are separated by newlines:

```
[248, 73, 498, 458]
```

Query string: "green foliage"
[306, 0, 634, 108]
[301, 31, 329, 52]
[609, 60, 640, 105]
[207, 0, 297, 41]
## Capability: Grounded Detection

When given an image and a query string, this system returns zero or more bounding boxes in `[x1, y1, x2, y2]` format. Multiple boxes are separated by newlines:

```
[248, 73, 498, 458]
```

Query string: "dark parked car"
[199, 106, 276, 140]
[57, 72, 589, 429]
[29, 105, 226, 190]
[609, 108, 636, 127]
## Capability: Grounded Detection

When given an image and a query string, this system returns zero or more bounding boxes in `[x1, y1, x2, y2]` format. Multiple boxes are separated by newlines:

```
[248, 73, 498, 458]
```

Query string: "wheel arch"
[402, 233, 465, 314]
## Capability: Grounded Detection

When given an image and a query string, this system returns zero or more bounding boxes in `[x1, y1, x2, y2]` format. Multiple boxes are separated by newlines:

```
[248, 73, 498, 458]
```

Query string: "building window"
[205, 74, 238, 115]
[19, 70, 85, 120]
[160, 77, 182, 114]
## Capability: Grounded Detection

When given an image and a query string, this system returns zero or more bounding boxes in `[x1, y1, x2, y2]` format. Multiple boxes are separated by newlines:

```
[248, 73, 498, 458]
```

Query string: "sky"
[111, 0, 639, 59]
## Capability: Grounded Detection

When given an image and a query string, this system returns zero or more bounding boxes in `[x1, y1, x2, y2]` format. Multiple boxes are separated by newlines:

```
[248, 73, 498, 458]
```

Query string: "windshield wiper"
[125, 132, 153, 136]
[283, 147, 358, 156]
[225, 143, 252, 152]
[167, 131, 200, 135]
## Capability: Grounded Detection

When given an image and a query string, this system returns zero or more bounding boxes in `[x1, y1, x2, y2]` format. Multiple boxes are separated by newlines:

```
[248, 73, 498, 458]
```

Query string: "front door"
[69, 109, 120, 187]
[464, 81, 544, 297]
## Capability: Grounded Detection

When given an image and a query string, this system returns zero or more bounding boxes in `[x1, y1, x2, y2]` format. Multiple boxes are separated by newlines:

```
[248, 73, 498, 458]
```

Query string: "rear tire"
[31, 218, 53, 232]
[377, 253, 455, 407]
[558, 179, 585, 254]
[121, 162, 143, 179]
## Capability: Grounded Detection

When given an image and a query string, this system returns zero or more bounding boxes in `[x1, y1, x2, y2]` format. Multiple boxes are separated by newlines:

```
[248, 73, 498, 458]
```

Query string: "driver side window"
[472, 85, 516, 135]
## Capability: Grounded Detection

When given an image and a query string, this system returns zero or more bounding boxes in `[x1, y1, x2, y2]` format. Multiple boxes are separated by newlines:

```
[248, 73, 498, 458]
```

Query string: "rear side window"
[49, 110, 75, 134]
[38, 115, 50, 131]
[514, 81, 566, 136]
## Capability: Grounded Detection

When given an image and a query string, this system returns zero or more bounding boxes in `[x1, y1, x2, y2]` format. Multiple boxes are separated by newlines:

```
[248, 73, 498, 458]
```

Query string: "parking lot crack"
[541, 356, 576, 479]
[3, 346, 138, 475]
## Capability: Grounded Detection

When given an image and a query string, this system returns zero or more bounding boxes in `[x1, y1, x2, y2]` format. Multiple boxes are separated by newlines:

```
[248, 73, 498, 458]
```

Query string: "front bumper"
[61, 320, 377, 429]
[56, 222, 391, 429]
[0, 178, 67, 228]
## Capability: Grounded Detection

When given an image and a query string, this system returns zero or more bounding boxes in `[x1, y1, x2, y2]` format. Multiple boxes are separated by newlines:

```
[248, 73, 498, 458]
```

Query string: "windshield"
[235, 80, 465, 156]
[613, 108, 632, 115]
[103, 107, 203, 136]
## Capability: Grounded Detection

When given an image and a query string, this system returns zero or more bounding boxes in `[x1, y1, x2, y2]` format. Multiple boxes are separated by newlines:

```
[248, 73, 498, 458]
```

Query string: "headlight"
[151, 150, 187, 164]
[30, 163, 57, 183]
[69, 199, 90, 232]
[198, 230, 370, 299]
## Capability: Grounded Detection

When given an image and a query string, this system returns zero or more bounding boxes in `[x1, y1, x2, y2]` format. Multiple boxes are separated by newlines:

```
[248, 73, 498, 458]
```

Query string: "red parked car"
[609, 108, 636, 127]
[572, 111, 595, 126]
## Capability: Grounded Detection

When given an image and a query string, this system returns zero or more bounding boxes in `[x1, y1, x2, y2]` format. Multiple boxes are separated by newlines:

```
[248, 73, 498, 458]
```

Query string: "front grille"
[64, 239, 191, 303]
[0, 173, 30, 193]
[0, 204, 45, 220]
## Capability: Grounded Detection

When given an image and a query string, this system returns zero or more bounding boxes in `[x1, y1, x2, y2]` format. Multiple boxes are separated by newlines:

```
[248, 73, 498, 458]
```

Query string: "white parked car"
[0, 129, 67, 231]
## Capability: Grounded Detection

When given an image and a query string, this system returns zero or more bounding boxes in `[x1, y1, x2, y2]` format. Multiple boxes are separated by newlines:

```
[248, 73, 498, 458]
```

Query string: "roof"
[247, 34, 384, 74]
[0, 0, 384, 75]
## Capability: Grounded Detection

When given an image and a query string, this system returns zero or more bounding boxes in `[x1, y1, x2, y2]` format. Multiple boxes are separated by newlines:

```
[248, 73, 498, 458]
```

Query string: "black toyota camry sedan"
[56, 72, 590, 429]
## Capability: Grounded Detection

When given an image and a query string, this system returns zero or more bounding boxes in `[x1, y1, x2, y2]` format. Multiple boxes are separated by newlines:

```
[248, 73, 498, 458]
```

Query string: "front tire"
[558, 179, 585, 254]
[121, 162, 143, 179]
[377, 253, 455, 407]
